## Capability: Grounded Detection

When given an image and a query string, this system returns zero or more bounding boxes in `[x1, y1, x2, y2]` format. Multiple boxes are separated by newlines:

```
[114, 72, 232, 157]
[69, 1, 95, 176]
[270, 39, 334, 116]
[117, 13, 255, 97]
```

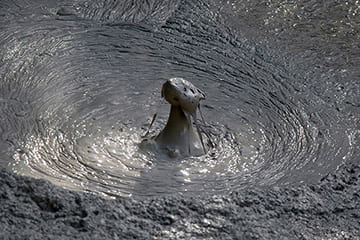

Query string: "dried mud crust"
[0, 162, 359, 240]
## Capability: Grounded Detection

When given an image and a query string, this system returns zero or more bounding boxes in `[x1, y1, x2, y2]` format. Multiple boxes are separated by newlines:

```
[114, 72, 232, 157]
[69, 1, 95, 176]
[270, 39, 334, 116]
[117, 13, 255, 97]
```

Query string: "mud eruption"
[142, 78, 208, 157]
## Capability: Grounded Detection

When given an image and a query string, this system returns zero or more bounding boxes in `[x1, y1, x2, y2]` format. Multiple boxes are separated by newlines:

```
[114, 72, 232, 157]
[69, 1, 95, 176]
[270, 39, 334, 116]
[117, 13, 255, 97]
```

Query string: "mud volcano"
[1, 0, 359, 239]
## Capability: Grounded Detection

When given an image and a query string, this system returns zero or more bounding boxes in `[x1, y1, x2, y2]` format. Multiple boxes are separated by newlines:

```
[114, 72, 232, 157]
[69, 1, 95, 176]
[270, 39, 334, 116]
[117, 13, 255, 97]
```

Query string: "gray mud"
[1, 163, 359, 239]
[1, 0, 360, 238]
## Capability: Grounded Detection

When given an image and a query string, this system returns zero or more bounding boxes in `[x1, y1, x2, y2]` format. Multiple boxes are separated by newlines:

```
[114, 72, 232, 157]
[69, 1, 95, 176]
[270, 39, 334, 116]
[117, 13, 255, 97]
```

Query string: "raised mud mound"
[1, 162, 359, 239]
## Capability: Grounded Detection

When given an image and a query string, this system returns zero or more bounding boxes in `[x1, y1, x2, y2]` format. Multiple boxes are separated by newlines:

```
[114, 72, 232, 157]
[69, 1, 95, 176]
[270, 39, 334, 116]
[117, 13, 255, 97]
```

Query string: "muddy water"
[1, 0, 359, 198]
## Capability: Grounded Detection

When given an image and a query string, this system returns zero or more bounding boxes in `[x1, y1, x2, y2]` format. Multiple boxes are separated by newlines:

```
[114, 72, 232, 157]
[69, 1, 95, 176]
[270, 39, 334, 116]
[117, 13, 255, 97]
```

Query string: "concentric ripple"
[2, 0, 358, 198]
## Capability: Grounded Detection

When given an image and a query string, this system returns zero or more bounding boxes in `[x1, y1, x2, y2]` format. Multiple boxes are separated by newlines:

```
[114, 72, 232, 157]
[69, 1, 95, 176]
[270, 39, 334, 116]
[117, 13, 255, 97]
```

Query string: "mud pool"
[0, 0, 359, 198]
[1, 0, 360, 239]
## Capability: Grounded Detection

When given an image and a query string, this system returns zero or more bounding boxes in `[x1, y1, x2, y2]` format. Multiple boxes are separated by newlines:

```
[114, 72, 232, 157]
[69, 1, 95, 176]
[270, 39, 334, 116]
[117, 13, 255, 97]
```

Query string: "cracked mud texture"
[1, 162, 359, 239]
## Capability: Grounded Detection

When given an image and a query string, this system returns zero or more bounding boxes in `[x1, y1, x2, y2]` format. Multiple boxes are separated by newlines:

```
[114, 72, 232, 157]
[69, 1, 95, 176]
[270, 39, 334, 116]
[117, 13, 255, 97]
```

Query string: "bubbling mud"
[11, 112, 259, 198]
[9, 77, 260, 198]
[3, 0, 357, 199]
[141, 78, 211, 158]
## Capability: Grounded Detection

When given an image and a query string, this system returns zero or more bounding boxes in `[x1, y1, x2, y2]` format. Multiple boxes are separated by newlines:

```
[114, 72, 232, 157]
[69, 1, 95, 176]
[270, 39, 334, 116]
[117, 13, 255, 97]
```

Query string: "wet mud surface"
[1, 163, 359, 239]
[0, 0, 359, 238]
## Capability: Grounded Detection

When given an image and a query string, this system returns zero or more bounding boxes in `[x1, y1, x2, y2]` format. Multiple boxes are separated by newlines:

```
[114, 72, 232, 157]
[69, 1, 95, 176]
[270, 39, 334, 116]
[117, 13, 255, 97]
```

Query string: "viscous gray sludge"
[0, 0, 358, 199]
[0, 0, 359, 239]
